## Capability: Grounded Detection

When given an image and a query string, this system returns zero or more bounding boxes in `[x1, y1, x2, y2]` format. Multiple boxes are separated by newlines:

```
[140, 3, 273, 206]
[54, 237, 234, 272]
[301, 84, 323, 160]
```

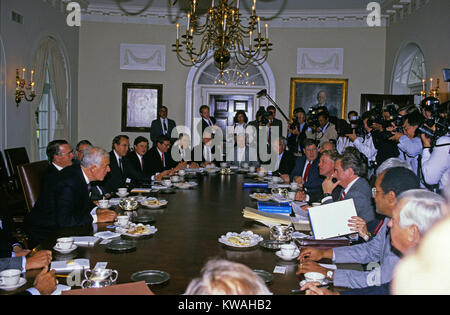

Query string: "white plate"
[174, 182, 193, 189]
[218, 231, 263, 248]
[53, 244, 78, 254]
[299, 279, 329, 288]
[122, 225, 158, 237]
[0, 277, 26, 291]
[275, 249, 300, 261]
[249, 193, 272, 201]
[140, 199, 168, 208]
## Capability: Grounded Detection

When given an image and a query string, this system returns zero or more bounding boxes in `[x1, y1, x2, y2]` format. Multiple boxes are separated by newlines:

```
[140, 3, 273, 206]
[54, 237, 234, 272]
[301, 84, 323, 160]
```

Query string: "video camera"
[418, 97, 450, 141]
[256, 106, 273, 126]
[367, 104, 404, 140]
[306, 108, 320, 129]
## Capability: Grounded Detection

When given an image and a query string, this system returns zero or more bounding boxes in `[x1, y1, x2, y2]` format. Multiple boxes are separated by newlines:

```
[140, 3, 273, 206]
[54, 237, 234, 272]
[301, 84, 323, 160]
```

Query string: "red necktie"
[161, 154, 165, 168]
[303, 161, 311, 182]
[340, 191, 346, 201]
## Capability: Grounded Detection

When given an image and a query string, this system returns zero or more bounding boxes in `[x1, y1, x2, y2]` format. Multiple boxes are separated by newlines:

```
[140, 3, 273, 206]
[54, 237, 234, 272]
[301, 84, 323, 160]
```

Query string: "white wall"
[78, 21, 386, 149]
[385, 0, 450, 101]
[0, 0, 79, 160]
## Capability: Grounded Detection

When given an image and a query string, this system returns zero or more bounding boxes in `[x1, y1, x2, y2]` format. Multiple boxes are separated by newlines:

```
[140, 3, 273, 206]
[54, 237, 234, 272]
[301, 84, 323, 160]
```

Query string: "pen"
[291, 284, 328, 293]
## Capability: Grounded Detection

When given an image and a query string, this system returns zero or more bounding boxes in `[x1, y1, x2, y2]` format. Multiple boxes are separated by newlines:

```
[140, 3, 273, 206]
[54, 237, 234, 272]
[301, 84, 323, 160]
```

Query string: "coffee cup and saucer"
[53, 237, 77, 254]
[116, 188, 129, 198]
[275, 243, 300, 261]
[0, 269, 27, 291]
[299, 272, 329, 288]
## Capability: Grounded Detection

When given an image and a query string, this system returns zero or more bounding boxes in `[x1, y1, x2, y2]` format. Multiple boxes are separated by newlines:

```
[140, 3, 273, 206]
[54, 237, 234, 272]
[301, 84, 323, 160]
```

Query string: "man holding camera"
[305, 111, 338, 148]
[287, 107, 307, 155]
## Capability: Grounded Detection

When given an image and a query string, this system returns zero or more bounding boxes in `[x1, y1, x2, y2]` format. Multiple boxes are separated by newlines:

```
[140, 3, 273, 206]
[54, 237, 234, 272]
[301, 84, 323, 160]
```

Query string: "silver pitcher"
[269, 225, 294, 242]
[119, 198, 139, 211]
[271, 188, 288, 199]
[81, 268, 118, 289]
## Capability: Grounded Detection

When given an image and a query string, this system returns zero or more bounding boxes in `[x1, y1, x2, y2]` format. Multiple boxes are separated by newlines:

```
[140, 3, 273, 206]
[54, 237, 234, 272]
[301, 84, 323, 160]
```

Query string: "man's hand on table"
[296, 260, 330, 276]
[96, 209, 117, 223]
[25, 250, 52, 270]
[301, 282, 339, 295]
[298, 247, 333, 262]
[33, 266, 57, 295]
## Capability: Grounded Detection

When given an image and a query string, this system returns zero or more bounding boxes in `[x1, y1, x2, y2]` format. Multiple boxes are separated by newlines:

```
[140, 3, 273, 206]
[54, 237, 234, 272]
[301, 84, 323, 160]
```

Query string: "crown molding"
[81, 4, 388, 28]
[381, 0, 431, 25]
[41, 0, 90, 13]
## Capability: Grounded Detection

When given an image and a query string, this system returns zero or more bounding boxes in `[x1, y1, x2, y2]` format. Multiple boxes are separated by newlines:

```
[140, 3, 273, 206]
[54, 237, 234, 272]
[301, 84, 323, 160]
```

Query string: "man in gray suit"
[298, 167, 421, 289]
[320, 149, 375, 223]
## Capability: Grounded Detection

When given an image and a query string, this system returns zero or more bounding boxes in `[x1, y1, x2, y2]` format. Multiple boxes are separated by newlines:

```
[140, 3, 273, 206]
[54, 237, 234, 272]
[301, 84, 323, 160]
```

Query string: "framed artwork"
[234, 100, 248, 111]
[289, 78, 348, 119]
[121, 83, 162, 132]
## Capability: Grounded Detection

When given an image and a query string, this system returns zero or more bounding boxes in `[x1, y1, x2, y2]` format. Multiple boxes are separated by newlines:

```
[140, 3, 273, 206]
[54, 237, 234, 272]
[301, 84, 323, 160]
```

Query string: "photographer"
[336, 120, 355, 154]
[305, 110, 338, 148]
[418, 98, 450, 192]
[287, 107, 307, 155]
[346, 111, 378, 177]
[388, 111, 423, 175]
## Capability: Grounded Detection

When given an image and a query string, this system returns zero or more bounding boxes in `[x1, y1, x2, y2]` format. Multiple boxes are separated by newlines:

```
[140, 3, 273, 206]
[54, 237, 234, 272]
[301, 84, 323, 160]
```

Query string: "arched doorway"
[184, 55, 276, 144]
[391, 43, 427, 95]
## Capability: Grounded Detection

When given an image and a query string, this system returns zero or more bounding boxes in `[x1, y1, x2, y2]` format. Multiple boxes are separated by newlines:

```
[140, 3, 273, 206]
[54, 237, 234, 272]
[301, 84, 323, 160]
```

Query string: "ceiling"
[87, 0, 387, 13]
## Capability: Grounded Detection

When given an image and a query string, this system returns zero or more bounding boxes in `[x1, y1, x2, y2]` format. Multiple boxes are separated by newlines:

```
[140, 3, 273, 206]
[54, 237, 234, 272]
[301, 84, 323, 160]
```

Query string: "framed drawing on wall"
[121, 83, 162, 132]
[289, 78, 348, 119]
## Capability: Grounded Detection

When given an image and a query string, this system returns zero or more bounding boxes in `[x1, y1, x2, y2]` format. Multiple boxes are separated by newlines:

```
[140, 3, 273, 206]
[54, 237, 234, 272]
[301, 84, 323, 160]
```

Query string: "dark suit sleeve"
[54, 180, 93, 228]
[150, 120, 158, 144]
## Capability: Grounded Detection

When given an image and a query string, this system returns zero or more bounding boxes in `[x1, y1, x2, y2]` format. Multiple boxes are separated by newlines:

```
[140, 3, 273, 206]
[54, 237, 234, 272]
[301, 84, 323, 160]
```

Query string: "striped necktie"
[340, 191, 346, 201]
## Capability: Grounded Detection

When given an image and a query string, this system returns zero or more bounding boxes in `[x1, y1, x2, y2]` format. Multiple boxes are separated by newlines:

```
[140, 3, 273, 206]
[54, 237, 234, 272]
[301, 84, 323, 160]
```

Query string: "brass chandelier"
[171, 0, 272, 72]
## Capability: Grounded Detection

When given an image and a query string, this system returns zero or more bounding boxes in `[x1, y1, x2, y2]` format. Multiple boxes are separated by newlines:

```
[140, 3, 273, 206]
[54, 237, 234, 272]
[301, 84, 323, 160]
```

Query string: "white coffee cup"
[162, 179, 172, 187]
[56, 237, 74, 250]
[220, 162, 227, 168]
[178, 170, 185, 176]
[116, 215, 129, 227]
[0, 269, 21, 286]
[258, 171, 265, 178]
[98, 199, 109, 209]
[118, 188, 127, 194]
[271, 176, 281, 183]
[290, 182, 299, 190]
[249, 166, 255, 172]
[171, 175, 180, 182]
[304, 272, 325, 283]
[280, 244, 297, 257]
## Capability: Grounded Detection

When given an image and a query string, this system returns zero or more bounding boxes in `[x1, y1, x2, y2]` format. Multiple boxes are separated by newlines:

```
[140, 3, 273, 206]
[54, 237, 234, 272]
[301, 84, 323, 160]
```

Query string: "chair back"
[4, 147, 30, 191]
[17, 161, 49, 212]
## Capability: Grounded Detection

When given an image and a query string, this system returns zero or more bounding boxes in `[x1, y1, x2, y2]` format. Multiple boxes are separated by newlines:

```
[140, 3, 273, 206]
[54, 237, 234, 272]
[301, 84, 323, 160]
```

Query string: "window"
[392, 43, 426, 95]
[35, 60, 58, 161]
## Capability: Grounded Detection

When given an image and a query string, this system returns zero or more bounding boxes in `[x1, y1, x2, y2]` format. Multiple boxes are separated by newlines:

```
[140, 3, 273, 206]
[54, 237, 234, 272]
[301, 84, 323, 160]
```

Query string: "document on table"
[308, 199, 357, 240]
[50, 259, 90, 272]
[70, 236, 100, 247]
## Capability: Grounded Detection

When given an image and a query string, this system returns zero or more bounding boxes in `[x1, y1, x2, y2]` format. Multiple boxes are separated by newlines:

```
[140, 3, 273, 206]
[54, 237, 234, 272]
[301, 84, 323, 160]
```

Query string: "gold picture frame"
[289, 78, 348, 119]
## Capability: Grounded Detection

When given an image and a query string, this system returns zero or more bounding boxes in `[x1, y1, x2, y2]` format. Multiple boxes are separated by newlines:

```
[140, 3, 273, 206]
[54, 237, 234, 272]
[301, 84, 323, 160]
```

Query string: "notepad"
[308, 199, 357, 240]
[50, 259, 90, 272]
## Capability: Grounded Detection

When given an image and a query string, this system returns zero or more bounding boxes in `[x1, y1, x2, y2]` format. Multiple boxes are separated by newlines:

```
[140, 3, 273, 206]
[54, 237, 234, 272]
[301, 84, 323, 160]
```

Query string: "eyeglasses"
[59, 149, 74, 156]
[372, 187, 379, 197]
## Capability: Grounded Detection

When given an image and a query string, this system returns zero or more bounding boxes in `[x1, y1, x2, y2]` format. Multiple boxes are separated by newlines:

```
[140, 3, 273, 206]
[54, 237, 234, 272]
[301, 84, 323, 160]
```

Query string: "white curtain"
[29, 37, 68, 161]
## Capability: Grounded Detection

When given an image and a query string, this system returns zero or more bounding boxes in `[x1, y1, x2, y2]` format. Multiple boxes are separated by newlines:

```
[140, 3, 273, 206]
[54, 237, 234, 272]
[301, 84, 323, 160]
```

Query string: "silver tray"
[259, 240, 288, 251]
[253, 269, 273, 284]
[131, 270, 170, 285]
[105, 239, 136, 253]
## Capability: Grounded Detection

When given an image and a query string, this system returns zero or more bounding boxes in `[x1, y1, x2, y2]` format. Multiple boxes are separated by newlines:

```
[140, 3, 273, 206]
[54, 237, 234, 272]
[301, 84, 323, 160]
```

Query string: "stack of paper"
[130, 188, 151, 193]
[50, 259, 90, 272]
[71, 236, 100, 247]
[257, 202, 291, 215]
[243, 207, 293, 226]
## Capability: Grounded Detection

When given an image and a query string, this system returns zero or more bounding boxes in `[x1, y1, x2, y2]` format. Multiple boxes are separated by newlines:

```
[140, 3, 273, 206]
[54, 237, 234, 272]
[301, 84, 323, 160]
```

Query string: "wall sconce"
[15, 68, 35, 106]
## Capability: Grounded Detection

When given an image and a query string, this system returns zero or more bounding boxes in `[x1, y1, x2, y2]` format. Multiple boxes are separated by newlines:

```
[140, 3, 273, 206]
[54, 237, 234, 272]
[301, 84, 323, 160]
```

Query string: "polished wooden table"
[12, 173, 362, 295]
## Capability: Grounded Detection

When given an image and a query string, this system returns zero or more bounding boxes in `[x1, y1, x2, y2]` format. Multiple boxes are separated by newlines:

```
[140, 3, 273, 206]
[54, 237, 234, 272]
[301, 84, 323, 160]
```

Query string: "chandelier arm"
[115, 0, 155, 16]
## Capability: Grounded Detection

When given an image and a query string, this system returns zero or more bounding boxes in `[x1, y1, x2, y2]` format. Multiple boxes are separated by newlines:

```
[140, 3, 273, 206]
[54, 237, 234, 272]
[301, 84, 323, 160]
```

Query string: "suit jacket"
[287, 122, 307, 154]
[150, 118, 177, 145]
[197, 116, 217, 139]
[272, 150, 296, 176]
[0, 217, 19, 258]
[323, 177, 376, 223]
[24, 164, 96, 247]
[143, 147, 177, 178]
[332, 220, 400, 289]
[290, 155, 323, 201]
[123, 151, 151, 185]
[100, 151, 128, 194]
[269, 118, 283, 136]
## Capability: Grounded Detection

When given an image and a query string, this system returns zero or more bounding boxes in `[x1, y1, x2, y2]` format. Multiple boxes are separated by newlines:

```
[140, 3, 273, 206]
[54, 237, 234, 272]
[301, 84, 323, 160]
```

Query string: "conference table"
[10, 172, 363, 295]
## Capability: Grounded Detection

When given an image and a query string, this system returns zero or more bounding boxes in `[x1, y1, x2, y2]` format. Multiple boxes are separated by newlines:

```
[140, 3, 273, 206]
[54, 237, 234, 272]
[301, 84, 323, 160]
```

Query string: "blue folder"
[257, 202, 292, 214]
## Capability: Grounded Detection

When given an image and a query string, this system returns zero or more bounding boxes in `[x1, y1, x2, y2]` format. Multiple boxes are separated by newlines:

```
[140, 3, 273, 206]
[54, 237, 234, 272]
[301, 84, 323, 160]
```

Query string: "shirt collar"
[52, 162, 64, 171]
[344, 176, 359, 194]
[81, 168, 90, 185]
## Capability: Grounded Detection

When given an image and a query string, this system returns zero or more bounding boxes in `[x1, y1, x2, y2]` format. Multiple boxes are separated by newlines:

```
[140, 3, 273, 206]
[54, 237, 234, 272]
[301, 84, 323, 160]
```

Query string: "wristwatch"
[326, 270, 334, 280]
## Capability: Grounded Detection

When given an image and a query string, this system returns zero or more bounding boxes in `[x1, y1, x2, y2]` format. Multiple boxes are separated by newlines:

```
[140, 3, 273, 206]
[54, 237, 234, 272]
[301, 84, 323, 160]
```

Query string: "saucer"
[116, 192, 129, 198]
[275, 249, 300, 261]
[0, 277, 26, 291]
[299, 279, 329, 288]
[53, 244, 78, 254]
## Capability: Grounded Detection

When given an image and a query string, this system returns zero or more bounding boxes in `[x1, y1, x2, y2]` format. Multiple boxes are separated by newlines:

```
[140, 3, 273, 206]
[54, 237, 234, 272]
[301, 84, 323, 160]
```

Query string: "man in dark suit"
[267, 105, 283, 132]
[124, 136, 152, 186]
[101, 135, 132, 194]
[150, 106, 177, 146]
[284, 138, 323, 202]
[321, 149, 375, 223]
[25, 147, 117, 248]
[197, 105, 217, 141]
[260, 137, 296, 175]
[144, 135, 186, 180]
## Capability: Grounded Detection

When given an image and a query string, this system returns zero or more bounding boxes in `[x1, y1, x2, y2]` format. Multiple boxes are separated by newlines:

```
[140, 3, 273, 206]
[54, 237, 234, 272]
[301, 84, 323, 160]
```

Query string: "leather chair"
[4, 147, 30, 192]
[17, 161, 49, 213]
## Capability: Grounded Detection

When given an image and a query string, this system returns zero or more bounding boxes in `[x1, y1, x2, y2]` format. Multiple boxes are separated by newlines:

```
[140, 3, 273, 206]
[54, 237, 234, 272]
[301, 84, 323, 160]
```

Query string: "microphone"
[256, 89, 267, 98]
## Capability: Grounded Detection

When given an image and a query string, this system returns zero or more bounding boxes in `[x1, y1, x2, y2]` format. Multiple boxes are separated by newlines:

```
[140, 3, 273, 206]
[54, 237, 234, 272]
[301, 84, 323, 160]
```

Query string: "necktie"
[119, 158, 124, 176]
[303, 161, 311, 182]
[140, 156, 144, 171]
[163, 120, 168, 134]
[340, 191, 346, 201]
[161, 153, 165, 167]
[87, 183, 92, 197]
